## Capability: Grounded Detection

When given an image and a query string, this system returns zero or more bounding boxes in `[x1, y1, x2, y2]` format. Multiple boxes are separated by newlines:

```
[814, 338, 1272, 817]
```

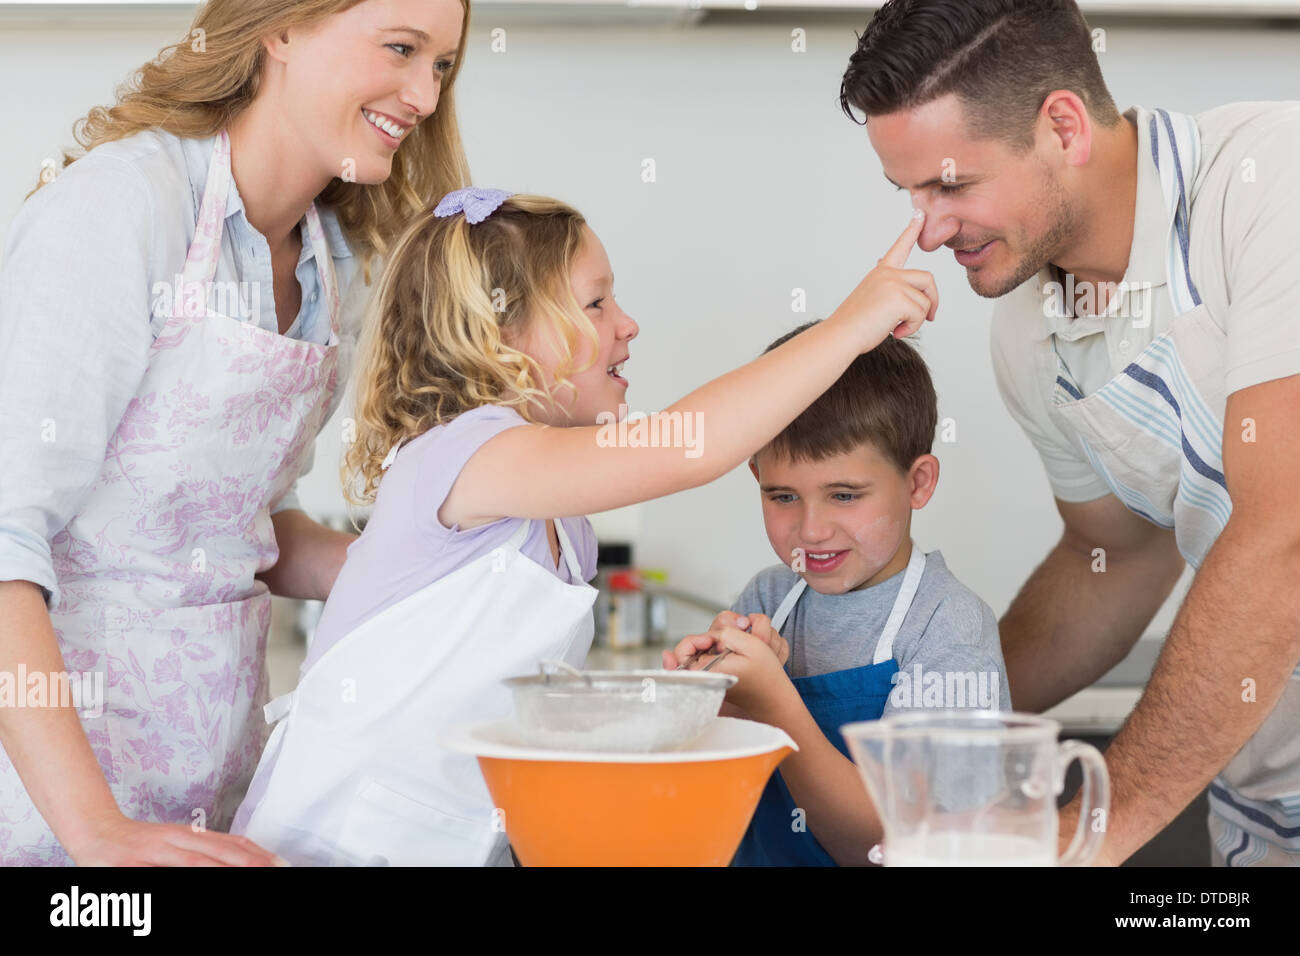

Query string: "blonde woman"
[0, 0, 471, 866]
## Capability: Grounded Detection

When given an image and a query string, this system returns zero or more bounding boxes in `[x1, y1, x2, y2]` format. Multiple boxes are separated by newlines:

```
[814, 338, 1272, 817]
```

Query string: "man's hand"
[1057, 798, 1120, 867]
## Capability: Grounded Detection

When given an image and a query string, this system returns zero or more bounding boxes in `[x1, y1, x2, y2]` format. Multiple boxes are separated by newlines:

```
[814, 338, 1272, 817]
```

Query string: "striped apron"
[1044, 108, 1300, 866]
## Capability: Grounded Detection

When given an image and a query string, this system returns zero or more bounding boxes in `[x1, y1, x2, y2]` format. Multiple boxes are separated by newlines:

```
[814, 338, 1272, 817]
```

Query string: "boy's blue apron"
[731, 543, 927, 866]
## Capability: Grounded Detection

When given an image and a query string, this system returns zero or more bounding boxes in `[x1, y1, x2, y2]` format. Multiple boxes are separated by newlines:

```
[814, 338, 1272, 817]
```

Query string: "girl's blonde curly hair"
[343, 194, 598, 506]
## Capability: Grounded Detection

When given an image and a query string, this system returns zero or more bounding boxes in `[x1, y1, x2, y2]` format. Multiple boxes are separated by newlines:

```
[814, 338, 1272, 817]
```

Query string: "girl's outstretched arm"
[443, 214, 935, 524]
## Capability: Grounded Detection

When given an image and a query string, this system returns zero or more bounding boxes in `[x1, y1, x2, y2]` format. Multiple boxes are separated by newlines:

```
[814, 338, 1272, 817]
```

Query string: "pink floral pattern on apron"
[0, 130, 341, 865]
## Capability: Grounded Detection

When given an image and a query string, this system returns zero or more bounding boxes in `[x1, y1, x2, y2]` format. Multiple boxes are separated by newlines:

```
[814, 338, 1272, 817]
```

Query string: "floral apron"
[0, 129, 340, 865]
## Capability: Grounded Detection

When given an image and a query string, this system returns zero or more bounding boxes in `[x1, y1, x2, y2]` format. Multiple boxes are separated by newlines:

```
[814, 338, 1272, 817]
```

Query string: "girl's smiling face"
[275, 0, 465, 185]
[515, 226, 639, 427]
[751, 443, 939, 594]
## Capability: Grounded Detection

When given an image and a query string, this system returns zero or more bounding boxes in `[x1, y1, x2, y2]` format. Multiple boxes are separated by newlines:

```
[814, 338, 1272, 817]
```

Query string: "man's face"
[867, 94, 1080, 299]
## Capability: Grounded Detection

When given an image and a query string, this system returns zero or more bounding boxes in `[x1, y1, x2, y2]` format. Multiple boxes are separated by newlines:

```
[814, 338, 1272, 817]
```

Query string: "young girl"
[231, 188, 934, 866]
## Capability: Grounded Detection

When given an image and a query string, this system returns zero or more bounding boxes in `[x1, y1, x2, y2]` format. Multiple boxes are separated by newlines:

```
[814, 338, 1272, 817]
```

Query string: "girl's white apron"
[234, 513, 596, 866]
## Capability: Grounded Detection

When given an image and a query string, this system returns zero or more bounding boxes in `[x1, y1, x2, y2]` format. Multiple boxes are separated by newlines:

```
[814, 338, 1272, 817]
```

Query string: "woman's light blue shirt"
[0, 128, 363, 605]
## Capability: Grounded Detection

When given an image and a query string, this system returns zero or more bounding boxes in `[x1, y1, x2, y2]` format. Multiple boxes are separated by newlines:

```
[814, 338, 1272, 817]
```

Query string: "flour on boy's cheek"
[854, 512, 902, 561]
[847, 513, 907, 588]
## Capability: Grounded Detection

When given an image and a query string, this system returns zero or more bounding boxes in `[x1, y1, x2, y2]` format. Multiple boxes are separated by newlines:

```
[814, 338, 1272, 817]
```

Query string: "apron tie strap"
[264, 690, 297, 725]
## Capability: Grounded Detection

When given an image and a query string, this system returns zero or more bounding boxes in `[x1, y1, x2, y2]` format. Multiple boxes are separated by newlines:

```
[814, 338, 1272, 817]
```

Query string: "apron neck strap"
[180, 130, 234, 295]
[551, 518, 584, 581]
[182, 129, 342, 337]
[1148, 107, 1203, 313]
[302, 202, 342, 339]
[769, 577, 808, 634]
[505, 518, 531, 550]
[502, 519, 584, 582]
[873, 542, 926, 665]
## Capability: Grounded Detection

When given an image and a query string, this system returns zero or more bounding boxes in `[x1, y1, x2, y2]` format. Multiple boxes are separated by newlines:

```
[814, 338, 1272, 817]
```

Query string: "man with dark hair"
[842, 0, 1300, 866]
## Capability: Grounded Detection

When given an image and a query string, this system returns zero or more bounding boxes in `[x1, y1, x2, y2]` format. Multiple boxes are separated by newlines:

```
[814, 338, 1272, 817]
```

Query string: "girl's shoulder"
[392, 404, 531, 484]
[374, 405, 539, 546]
[454, 404, 530, 427]
[410, 404, 528, 448]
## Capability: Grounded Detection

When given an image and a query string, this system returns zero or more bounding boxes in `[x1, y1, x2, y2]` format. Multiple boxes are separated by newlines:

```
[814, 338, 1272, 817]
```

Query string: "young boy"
[665, 323, 1011, 867]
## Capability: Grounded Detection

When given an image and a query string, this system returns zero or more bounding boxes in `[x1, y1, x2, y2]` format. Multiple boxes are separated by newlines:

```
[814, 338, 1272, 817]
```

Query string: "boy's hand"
[661, 610, 788, 669]
[828, 210, 938, 350]
[664, 623, 794, 717]
[719, 611, 787, 666]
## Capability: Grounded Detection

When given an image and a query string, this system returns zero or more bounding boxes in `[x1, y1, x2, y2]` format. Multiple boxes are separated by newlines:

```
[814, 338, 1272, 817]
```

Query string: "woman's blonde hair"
[343, 194, 596, 505]
[29, 0, 473, 282]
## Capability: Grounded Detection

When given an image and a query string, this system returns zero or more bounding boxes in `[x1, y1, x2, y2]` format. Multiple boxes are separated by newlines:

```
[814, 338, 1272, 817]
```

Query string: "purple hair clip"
[434, 186, 513, 225]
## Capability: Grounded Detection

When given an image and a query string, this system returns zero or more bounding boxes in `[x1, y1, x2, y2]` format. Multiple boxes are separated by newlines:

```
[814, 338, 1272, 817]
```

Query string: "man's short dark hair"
[840, 0, 1121, 150]
[760, 323, 938, 473]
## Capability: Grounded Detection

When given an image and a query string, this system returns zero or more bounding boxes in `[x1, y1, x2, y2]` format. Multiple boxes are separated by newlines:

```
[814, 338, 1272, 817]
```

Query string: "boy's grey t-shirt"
[729, 549, 1012, 715]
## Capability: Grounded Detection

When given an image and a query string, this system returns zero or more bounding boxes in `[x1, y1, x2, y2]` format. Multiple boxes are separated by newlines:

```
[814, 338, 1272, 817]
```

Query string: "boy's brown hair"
[760, 322, 937, 473]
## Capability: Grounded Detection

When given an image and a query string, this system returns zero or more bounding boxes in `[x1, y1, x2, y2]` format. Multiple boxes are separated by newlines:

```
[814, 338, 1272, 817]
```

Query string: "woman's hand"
[257, 509, 356, 601]
[66, 812, 286, 867]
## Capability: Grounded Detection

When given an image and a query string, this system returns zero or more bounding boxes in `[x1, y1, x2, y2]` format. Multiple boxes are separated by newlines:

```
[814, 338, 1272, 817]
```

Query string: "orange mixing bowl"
[443, 717, 797, 866]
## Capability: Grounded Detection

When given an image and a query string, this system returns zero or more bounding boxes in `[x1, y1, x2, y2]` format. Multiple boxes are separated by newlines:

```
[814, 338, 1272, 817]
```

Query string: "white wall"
[4, 7, 1298, 632]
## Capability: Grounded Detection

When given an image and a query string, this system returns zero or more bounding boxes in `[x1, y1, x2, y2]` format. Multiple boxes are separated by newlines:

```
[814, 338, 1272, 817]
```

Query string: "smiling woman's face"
[278, 0, 465, 185]
[867, 93, 1081, 299]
